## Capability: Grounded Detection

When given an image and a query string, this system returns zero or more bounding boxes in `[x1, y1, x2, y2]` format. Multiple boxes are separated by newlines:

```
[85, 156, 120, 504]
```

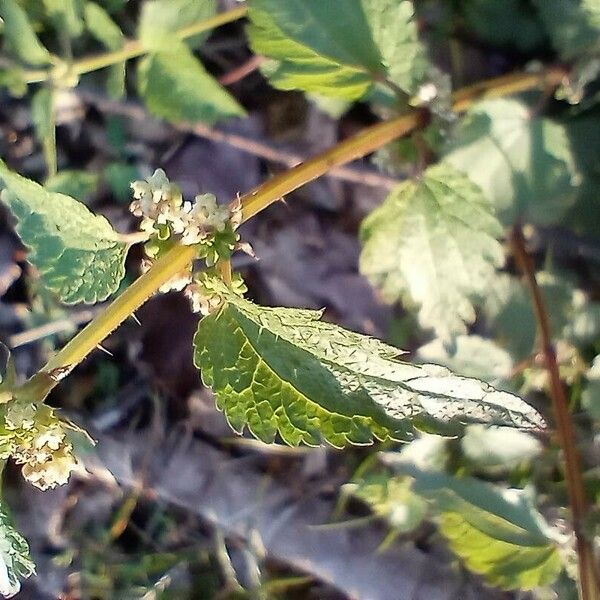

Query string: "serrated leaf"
[417, 335, 513, 385]
[31, 87, 56, 177]
[84, 1, 125, 99]
[535, 0, 600, 60]
[193, 296, 545, 448]
[0, 161, 128, 304]
[45, 169, 99, 202]
[0, 502, 35, 597]
[43, 0, 84, 38]
[0, 0, 51, 65]
[138, 41, 245, 125]
[360, 162, 504, 339]
[402, 467, 562, 590]
[138, 0, 216, 53]
[247, 0, 429, 99]
[444, 98, 580, 226]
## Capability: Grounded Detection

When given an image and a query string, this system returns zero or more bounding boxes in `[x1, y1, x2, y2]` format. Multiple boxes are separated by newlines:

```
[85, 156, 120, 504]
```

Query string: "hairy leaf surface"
[194, 296, 545, 448]
[0, 0, 51, 65]
[0, 162, 128, 304]
[360, 163, 504, 339]
[138, 42, 245, 125]
[403, 467, 562, 590]
[247, 0, 428, 99]
[445, 98, 580, 226]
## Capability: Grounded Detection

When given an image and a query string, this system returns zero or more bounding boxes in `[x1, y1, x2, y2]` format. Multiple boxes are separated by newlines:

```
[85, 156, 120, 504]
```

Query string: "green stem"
[24, 6, 248, 84]
[22, 66, 566, 401]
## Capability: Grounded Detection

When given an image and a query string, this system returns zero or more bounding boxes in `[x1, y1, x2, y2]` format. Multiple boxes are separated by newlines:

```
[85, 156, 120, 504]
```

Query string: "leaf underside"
[194, 296, 545, 448]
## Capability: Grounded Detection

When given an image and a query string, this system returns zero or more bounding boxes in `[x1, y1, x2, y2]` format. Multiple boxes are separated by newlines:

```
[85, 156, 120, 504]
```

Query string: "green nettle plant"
[0, 0, 599, 597]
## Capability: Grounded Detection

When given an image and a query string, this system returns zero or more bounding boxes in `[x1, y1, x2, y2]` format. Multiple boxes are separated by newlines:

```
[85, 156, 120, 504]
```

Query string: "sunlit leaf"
[43, 0, 84, 38]
[194, 294, 545, 448]
[360, 163, 504, 339]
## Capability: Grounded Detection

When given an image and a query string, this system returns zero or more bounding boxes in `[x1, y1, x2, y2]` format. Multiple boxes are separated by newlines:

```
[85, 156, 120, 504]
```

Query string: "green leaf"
[247, 0, 429, 99]
[84, 1, 125, 98]
[359, 163, 504, 339]
[444, 98, 580, 226]
[0, 0, 51, 65]
[138, 41, 245, 125]
[138, 0, 216, 53]
[417, 335, 513, 385]
[43, 0, 84, 38]
[193, 295, 545, 448]
[0, 161, 128, 304]
[0, 502, 35, 597]
[45, 169, 99, 202]
[31, 87, 56, 177]
[535, 0, 600, 59]
[403, 467, 562, 590]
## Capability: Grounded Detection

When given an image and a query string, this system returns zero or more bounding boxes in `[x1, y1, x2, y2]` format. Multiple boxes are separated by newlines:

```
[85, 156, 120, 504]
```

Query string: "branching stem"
[511, 225, 599, 600]
[23, 6, 249, 84]
[23, 67, 566, 400]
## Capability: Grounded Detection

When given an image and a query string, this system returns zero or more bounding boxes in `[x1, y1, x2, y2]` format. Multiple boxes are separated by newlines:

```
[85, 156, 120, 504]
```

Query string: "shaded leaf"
[84, 1, 125, 98]
[138, 0, 216, 52]
[0, 161, 128, 304]
[31, 87, 56, 177]
[444, 98, 580, 226]
[138, 41, 244, 125]
[0, 0, 51, 65]
[0, 502, 35, 597]
[402, 467, 563, 590]
[193, 295, 545, 448]
[535, 0, 600, 59]
[45, 169, 99, 202]
[360, 162, 504, 339]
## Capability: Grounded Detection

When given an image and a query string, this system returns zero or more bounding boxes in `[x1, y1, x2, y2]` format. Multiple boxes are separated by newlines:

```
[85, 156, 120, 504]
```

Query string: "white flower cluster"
[130, 169, 236, 246]
[0, 403, 79, 491]
[130, 170, 246, 302]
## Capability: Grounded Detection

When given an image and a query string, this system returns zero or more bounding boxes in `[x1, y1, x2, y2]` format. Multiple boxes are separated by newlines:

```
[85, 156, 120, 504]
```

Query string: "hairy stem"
[24, 67, 565, 399]
[24, 6, 248, 84]
[511, 226, 599, 600]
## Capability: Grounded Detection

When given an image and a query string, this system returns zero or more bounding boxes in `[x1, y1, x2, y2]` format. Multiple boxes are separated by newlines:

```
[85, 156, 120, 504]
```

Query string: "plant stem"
[24, 67, 565, 399]
[24, 6, 248, 84]
[511, 225, 600, 600]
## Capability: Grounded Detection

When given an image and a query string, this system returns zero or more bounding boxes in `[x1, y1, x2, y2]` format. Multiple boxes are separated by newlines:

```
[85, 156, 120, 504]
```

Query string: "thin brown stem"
[511, 225, 600, 600]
